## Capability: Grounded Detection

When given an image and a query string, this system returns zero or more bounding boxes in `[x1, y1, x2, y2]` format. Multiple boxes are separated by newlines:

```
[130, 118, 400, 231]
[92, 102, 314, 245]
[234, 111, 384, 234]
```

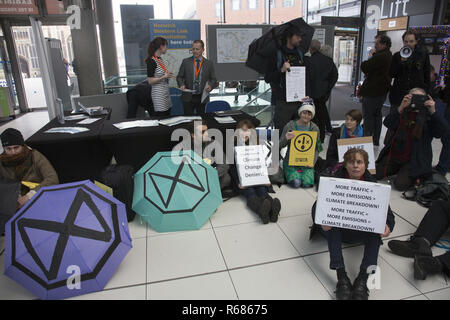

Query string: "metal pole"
[355, 0, 366, 94]
[169, 0, 173, 19]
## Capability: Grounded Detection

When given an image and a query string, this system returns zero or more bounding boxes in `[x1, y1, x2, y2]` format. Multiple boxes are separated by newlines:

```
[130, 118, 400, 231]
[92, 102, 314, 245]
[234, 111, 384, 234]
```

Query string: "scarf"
[0, 146, 32, 181]
[341, 124, 363, 139]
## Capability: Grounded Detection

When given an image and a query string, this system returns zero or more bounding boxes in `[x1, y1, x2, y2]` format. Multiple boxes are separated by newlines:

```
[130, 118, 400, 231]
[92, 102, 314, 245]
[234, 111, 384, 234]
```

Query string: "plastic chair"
[205, 100, 231, 113]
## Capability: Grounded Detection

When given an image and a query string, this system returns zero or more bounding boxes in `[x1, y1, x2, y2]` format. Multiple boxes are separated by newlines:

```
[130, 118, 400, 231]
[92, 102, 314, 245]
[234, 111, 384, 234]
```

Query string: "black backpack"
[403, 173, 450, 208]
[99, 165, 136, 222]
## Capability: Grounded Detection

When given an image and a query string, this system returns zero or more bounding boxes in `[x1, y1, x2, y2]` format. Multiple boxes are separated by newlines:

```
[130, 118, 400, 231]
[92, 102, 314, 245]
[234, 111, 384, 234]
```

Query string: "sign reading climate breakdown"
[315, 177, 391, 234]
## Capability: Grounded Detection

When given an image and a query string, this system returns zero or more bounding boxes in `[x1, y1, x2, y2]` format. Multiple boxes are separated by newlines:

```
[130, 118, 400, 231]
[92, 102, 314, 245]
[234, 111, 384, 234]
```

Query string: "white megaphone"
[400, 46, 412, 59]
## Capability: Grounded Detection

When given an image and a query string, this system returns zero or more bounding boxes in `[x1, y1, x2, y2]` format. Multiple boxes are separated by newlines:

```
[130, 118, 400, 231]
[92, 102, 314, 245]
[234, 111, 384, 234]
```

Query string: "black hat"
[1, 128, 25, 147]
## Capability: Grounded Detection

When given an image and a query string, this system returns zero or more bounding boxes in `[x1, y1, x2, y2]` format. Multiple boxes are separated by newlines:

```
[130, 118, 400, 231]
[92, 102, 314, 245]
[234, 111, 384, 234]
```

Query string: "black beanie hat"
[1, 128, 25, 147]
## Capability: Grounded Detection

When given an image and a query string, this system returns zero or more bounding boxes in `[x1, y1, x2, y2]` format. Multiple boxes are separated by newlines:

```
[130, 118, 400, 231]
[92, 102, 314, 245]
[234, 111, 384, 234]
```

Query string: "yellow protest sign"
[94, 180, 114, 196]
[288, 131, 317, 167]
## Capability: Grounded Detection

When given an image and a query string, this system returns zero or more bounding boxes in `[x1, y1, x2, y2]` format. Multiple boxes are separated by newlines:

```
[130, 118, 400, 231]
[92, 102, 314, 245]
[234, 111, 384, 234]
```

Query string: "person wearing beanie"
[279, 102, 322, 188]
[0, 128, 59, 211]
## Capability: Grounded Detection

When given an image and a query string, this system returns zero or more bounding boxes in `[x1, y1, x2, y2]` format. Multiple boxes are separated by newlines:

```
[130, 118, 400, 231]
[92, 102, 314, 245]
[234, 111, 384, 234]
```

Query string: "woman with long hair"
[146, 37, 174, 116]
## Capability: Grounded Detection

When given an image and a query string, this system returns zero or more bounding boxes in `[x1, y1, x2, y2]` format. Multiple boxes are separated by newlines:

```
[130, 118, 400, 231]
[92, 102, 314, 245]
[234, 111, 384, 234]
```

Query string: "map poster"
[217, 28, 262, 64]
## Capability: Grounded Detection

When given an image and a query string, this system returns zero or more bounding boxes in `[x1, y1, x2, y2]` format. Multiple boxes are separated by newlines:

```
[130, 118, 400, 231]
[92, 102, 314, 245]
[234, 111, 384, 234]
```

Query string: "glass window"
[215, 2, 221, 17]
[172, 0, 196, 19]
[319, 0, 336, 9]
[340, 0, 355, 4]
[231, 0, 241, 10]
[309, 0, 319, 10]
[270, 0, 276, 8]
[248, 0, 258, 9]
[282, 0, 294, 7]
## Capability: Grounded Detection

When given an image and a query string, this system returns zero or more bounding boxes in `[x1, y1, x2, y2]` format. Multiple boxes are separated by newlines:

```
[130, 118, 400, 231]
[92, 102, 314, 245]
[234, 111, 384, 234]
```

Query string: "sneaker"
[352, 275, 369, 300]
[414, 254, 443, 280]
[335, 275, 353, 300]
[388, 237, 432, 258]
[269, 197, 281, 223]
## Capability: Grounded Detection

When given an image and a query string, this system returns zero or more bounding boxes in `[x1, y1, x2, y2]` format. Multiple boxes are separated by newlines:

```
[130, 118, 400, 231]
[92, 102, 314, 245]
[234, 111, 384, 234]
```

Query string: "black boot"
[335, 268, 352, 300]
[414, 254, 443, 280]
[352, 272, 369, 300]
[265, 196, 281, 223]
[388, 236, 432, 258]
[247, 197, 270, 224]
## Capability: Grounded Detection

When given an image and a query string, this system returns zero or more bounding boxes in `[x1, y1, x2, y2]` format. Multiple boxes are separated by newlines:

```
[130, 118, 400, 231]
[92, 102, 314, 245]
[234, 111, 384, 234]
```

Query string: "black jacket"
[308, 51, 338, 99]
[377, 105, 448, 179]
[325, 126, 344, 168]
[126, 80, 153, 118]
[310, 166, 396, 240]
[360, 48, 392, 97]
[389, 46, 431, 106]
[264, 46, 311, 102]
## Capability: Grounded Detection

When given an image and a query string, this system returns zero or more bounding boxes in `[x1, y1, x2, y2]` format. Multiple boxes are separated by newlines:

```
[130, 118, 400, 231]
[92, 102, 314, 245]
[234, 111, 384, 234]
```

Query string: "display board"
[206, 24, 273, 82]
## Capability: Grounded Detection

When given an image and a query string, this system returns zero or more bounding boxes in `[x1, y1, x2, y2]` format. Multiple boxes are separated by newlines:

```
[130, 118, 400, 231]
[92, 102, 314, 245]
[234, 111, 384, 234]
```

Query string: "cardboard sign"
[337, 136, 376, 174]
[235, 145, 270, 187]
[94, 181, 114, 197]
[288, 131, 317, 167]
[315, 177, 391, 234]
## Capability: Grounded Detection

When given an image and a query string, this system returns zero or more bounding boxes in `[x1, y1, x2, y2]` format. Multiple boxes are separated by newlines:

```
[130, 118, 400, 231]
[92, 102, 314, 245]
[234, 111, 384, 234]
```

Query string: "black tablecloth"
[26, 115, 113, 183]
[99, 113, 261, 172]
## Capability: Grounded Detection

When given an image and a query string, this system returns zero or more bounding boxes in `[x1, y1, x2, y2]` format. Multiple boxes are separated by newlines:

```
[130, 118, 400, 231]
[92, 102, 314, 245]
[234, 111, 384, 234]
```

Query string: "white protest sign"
[286, 66, 306, 102]
[337, 137, 376, 174]
[235, 145, 270, 187]
[315, 177, 391, 234]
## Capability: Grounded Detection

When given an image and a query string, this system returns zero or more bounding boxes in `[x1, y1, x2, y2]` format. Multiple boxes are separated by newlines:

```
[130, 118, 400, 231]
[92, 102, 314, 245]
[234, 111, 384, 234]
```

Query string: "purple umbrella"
[4, 180, 132, 300]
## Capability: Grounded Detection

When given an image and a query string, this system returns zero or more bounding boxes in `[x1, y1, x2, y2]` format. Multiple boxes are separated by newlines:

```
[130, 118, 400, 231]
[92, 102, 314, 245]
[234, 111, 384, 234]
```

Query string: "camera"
[410, 94, 428, 109]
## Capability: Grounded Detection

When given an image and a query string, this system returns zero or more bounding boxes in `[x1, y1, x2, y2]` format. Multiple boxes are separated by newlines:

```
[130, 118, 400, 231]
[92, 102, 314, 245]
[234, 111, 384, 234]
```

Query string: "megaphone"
[400, 46, 412, 59]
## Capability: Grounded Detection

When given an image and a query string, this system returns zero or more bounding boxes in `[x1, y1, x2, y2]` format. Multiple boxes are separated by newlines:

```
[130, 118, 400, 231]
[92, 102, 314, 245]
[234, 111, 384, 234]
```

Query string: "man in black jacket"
[389, 31, 431, 108]
[309, 39, 338, 143]
[265, 25, 311, 130]
[360, 35, 392, 146]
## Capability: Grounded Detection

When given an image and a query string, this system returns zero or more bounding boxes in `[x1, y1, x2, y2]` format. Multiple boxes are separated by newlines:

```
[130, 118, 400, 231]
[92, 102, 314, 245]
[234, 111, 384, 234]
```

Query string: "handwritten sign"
[288, 131, 317, 167]
[315, 177, 391, 234]
[337, 136, 376, 174]
[235, 145, 270, 187]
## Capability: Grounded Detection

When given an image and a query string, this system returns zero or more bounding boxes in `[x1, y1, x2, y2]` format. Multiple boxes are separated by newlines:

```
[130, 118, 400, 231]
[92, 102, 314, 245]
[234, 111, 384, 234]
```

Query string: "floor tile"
[147, 272, 237, 300]
[389, 198, 428, 227]
[104, 237, 147, 290]
[69, 285, 146, 300]
[147, 229, 226, 282]
[424, 288, 450, 300]
[272, 185, 316, 217]
[230, 258, 332, 300]
[379, 236, 450, 294]
[128, 217, 148, 239]
[214, 222, 299, 269]
[402, 294, 429, 300]
[147, 218, 213, 237]
[210, 197, 259, 228]
[304, 246, 422, 300]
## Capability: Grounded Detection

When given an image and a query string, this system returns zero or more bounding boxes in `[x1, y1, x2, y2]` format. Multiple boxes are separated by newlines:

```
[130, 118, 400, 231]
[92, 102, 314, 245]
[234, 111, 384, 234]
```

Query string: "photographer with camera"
[376, 88, 448, 191]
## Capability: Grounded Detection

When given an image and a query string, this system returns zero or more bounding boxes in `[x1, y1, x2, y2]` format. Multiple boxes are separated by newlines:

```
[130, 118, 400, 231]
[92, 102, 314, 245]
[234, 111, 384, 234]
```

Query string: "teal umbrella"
[132, 151, 222, 232]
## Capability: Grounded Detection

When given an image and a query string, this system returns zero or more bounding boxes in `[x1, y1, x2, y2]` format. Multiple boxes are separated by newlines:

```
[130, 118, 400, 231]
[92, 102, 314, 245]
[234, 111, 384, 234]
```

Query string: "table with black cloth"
[26, 115, 113, 183]
[99, 113, 261, 172]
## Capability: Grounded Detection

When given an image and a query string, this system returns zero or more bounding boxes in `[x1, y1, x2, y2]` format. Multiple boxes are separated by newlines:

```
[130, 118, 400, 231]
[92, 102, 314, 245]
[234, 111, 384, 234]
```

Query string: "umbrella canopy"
[246, 17, 314, 75]
[4, 180, 132, 300]
[133, 150, 222, 232]
[0, 179, 20, 235]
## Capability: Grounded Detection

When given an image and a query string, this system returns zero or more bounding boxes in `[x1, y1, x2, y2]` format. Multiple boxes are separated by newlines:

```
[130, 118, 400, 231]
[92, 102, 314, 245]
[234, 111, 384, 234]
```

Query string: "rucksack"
[403, 173, 450, 208]
[99, 164, 137, 222]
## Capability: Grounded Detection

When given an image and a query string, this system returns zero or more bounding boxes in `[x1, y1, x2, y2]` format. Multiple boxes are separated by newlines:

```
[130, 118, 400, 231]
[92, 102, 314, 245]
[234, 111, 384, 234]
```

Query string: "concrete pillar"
[70, 0, 103, 96]
[95, 0, 119, 79]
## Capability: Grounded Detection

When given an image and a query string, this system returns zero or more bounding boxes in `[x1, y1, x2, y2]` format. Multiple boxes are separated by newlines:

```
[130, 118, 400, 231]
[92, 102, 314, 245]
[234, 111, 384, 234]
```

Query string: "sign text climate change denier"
[235, 145, 270, 188]
[315, 177, 391, 234]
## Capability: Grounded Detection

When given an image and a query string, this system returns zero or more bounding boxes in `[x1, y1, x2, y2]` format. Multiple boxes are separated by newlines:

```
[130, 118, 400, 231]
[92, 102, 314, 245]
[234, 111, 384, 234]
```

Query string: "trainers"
[388, 237, 432, 258]
[414, 254, 443, 280]
[335, 275, 353, 300]
[269, 197, 281, 223]
[352, 275, 369, 300]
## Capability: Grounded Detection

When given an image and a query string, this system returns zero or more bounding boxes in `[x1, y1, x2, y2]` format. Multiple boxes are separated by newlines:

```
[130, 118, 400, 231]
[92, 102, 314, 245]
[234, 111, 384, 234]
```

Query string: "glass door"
[0, 35, 18, 114]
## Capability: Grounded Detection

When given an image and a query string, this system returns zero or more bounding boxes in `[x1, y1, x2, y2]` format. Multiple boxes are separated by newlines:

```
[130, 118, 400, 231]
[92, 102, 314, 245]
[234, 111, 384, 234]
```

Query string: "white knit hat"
[298, 103, 315, 118]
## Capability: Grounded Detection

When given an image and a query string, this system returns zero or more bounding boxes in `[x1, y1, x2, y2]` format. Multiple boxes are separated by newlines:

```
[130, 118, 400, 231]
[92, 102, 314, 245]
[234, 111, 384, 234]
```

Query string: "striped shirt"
[147, 57, 172, 112]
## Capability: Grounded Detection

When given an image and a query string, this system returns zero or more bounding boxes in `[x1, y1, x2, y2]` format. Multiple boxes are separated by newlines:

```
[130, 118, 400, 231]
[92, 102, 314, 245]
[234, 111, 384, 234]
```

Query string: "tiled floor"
[0, 112, 449, 300]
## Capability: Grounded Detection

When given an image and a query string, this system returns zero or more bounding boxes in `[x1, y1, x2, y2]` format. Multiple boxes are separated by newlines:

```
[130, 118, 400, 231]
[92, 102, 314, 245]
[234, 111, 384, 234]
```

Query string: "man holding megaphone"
[389, 31, 431, 109]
